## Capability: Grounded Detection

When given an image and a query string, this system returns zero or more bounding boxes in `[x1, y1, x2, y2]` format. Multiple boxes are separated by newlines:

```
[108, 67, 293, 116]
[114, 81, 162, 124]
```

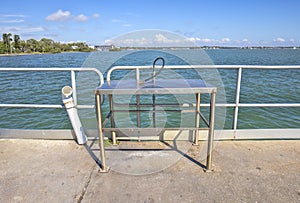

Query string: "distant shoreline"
[0, 51, 91, 57]
[0, 52, 44, 57]
[117, 46, 300, 50]
[0, 46, 299, 57]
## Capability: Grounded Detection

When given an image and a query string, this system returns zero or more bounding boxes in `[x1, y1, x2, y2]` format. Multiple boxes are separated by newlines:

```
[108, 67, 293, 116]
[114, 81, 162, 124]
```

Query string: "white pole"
[233, 67, 242, 130]
[62, 86, 87, 144]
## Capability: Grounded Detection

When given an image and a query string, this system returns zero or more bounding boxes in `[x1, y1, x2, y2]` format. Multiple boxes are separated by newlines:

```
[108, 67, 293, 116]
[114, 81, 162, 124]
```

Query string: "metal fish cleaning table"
[95, 79, 217, 172]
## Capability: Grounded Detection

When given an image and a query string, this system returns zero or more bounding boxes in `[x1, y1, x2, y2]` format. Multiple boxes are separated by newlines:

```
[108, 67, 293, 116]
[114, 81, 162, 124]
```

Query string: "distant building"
[94, 44, 115, 51]
[71, 45, 78, 50]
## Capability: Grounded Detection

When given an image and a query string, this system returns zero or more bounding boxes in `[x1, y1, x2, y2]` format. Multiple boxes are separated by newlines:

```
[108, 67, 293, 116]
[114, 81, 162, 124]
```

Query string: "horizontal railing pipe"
[107, 65, 300, 83]
[107, 65, 300, 131]
[1, 65, 299, 132]
[0, 67, 103, 109]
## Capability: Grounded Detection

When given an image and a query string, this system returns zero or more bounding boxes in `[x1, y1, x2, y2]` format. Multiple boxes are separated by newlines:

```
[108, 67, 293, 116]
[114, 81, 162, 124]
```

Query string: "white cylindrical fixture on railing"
[62, 86, 87, 144]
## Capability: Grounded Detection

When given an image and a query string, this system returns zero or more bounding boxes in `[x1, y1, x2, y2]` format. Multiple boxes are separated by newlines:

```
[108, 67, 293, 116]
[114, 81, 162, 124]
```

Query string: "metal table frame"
[95, 79, 217, 172]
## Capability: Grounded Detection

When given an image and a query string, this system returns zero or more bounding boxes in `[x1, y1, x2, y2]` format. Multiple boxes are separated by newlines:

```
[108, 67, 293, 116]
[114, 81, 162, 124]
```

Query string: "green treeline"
[0, 33, 93, 54]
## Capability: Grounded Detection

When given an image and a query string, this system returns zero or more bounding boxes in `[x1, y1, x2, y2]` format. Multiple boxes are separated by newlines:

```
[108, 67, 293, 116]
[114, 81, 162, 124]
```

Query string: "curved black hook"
[144, 57, 165, 82]
[152, 57, 165, 77]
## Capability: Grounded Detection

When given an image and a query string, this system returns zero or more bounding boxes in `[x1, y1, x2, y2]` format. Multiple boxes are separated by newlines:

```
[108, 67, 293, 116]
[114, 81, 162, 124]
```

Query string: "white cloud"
[185, 37, 234, 44]
[93, 13, 100, 18]
[185, 37, 200, 42]
[0, 19, 24, 23]
[221, 38, 231, 42]
[46, 9, 72, 22]
[75, 14, 88, 22]
[155, 34, 172, 43]
[106, 32, 192, 47]
[274, 37, 285, 42]
[46, 10, 93, 23]
[113, 35, 232, 46]
[106, 30, 288, 47]
[201, 38, 214, 43]
[186, 38, 216, 43]
[1, 26, 44, 33]
[0, 14, 25, 23]
[105, 37, 148, 46]
[107, 32, 298, 47]
[1, 14, 26, 18]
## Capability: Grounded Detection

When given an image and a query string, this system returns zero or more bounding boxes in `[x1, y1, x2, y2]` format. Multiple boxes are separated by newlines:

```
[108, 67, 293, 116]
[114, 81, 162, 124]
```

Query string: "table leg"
[206, 90, 216, 171]
[193, 93, 200, 145]
[136, 95, 141, 127]
[136, 95, 141, 141]
[108, 94, 117, 145]
[95, 94, 109, 172]
[152, 94, 156, 128]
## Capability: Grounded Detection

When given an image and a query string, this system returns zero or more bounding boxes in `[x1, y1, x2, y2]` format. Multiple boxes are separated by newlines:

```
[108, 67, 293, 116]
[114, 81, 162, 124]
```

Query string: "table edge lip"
[95, 79, 217, 94]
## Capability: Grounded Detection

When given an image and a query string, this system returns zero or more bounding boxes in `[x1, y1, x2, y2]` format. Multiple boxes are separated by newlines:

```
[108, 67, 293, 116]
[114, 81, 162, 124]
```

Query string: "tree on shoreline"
[13, 34, 20, 52]
[2, 33, 12, 54]
[0, 33, 93, 54]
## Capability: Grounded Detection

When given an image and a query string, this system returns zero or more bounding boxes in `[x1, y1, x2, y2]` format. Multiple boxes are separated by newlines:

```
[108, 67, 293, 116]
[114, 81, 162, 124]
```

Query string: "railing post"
[71, 70, 77, 106]
[233, 67, 242, 130]
[136, 68, 140, 83]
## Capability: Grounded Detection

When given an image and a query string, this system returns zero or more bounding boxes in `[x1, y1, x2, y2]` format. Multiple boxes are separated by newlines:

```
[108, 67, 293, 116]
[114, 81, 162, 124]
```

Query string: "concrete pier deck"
[0, 139, 299, 202]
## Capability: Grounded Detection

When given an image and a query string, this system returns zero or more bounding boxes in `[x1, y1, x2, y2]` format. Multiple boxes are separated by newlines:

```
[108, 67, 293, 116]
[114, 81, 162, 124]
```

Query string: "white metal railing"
[0, 66, 299, 131]
[0, 68, 104, 109]
[107, 65, 300, 130]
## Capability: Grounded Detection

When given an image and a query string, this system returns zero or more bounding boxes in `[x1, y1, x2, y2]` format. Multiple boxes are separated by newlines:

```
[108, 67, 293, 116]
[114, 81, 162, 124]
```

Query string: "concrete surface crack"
[76, 164, 96, 203]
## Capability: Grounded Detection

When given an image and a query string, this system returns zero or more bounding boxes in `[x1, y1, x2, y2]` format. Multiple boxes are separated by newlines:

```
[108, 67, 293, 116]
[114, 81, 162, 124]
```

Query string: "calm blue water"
[0, 49, 299, 130]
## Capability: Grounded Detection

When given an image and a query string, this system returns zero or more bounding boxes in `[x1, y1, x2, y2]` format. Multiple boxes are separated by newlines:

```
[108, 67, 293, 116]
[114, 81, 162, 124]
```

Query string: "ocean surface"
[0, 49, 299, 130]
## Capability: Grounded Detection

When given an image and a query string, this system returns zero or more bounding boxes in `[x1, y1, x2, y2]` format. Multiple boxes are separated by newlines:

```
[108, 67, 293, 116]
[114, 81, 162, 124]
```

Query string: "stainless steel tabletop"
[95, 79, 217, 95]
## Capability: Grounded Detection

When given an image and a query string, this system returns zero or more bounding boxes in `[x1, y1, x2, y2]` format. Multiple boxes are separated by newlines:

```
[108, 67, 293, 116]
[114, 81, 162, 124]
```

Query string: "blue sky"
[1, 0, 299, 46]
